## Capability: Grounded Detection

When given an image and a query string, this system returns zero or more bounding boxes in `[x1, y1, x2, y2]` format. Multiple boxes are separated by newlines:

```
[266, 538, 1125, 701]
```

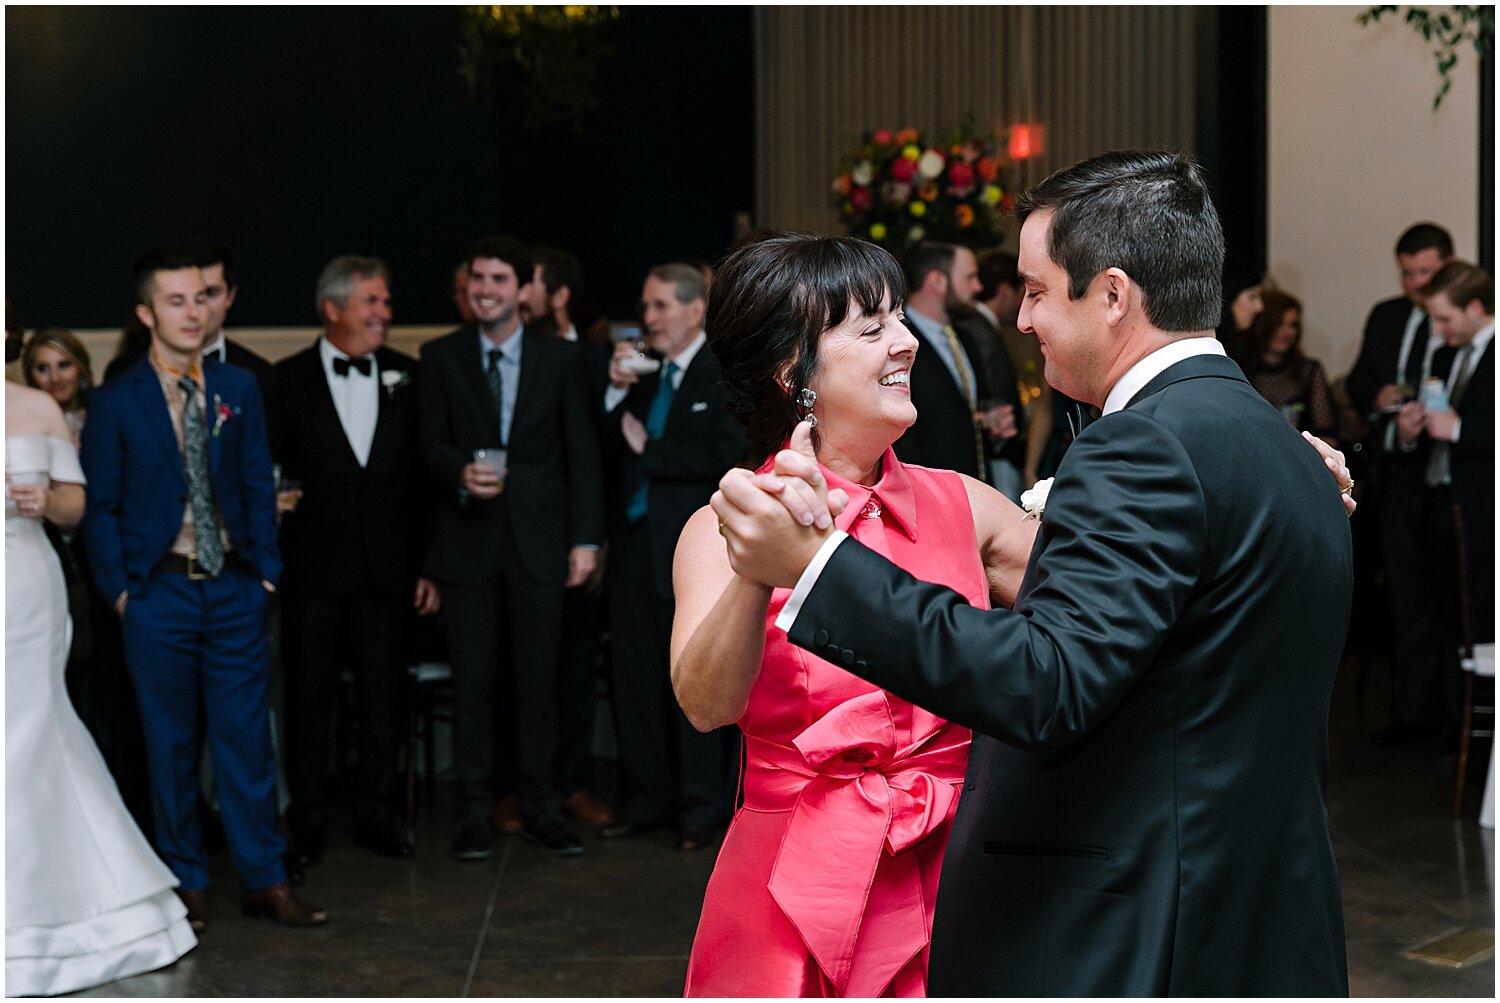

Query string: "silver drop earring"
[795, 387, 819, 427]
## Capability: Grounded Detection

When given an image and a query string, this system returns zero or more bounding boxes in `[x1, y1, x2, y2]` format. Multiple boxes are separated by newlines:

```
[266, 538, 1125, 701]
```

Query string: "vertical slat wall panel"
[755, 7, 1201, 235]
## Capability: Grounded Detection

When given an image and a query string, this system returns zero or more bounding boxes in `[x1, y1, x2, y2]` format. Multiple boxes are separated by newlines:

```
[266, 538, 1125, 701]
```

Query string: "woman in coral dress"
[670, 234, 1035, 996]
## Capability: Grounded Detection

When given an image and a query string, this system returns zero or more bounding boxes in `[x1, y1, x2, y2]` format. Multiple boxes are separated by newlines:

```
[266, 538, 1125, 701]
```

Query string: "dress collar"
[760, 444, 917, 541]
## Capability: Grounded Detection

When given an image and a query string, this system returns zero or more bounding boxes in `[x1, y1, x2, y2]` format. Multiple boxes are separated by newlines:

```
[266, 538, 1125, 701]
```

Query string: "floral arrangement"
[832, 123, 1012, 254]
[210, 394, 239, 437]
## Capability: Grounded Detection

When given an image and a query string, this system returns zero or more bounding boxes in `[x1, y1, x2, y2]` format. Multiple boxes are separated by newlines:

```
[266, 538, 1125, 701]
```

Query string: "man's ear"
[223, 285, 238, 311]
[1101, 268, 1133, 328]
[552, 285, 571, 313]
[688, 297, 707, 328]
[134, 302, 156, 332]
[321, 298, 341, 327]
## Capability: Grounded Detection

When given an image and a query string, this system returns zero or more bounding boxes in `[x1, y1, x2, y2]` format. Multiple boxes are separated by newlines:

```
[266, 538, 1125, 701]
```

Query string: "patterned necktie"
[625, 361, 680, 521]
[941, 324, 987, 476]
[1425, 343, 1475, 488]
[485, 348, 505, 445]
[178, 375, 224, 575]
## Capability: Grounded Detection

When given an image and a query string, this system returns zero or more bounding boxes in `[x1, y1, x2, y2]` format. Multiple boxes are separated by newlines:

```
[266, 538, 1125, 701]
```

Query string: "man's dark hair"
[1395, 222, 1454, 259]
[978, 250, 1020, 301]
[1422, 260, 1493, 313]
[183, 238, 238, 290]
[466, 234, 533, 287]
[706, 232, 905, 463]
[133, 245, 201, 305]
[533, 246, 583, 298]
[903, 242, 958, 296]
[1014, 149, 1224, 331]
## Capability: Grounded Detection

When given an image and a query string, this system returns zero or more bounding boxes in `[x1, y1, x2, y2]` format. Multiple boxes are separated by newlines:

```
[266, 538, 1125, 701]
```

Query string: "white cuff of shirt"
[1451, 417, 1463, 442]
[604, 385, 629, 413]
[772, 530, 849, 634]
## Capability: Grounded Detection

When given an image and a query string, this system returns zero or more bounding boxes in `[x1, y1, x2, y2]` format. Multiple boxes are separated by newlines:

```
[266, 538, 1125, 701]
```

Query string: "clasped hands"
[711, 421, 845, 589]
[1394, 400, 1459, 446]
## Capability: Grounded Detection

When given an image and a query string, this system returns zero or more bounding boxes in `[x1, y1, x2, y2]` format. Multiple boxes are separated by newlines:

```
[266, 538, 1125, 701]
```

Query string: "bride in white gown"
[6, 383, 196, 996]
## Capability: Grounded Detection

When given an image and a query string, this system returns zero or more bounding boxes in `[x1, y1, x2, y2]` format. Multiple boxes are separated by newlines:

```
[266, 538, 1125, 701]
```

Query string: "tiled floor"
[70, 655, 1495, 997]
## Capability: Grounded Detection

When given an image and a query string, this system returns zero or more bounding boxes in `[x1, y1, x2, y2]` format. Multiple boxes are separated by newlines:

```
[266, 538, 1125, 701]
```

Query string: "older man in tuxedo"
[274, 255, 439, 865]
[420, 235, 603, 860]
[716, 151, 1352, 994]
[83, 246, 325, 930]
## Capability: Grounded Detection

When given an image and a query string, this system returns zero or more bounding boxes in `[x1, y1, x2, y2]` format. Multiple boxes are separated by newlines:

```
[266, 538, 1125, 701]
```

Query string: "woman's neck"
[813, 433, 886, 486]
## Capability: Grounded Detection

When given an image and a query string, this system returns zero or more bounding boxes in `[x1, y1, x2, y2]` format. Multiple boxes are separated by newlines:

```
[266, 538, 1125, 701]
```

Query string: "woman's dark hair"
[706, 232, 905, 463]
[1244, 288, 1307, 382]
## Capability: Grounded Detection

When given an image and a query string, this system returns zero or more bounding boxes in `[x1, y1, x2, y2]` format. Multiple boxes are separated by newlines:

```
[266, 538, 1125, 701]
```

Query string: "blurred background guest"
[977, 250, 1053, 488]
[1216, 256, 1266, 367]
[1242, 289, 1339, 446]
[23, 327, 91, 446]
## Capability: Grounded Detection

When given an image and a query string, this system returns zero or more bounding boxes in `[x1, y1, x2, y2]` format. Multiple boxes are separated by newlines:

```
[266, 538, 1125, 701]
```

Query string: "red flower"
[1000, 192, 1017, 213]
[896, 126, 920, 146]
[976, 156, 999, 183]
[890, 157, 917, 183]
[850, 186, 873, 212]
[947, 162, 975, 188]
[873, 129, 894, 146]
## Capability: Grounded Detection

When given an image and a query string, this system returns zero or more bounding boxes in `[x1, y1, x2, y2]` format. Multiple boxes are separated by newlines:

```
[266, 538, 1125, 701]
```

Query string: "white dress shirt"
[776, 336, 1227, 634]
[320, 337, 378, 467]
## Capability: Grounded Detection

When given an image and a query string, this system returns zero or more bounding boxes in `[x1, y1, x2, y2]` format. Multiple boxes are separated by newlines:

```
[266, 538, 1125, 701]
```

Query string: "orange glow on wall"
[1008, 124, 1044, 160]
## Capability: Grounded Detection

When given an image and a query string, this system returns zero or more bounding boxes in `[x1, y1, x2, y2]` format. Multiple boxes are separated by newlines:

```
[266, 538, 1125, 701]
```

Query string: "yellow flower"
[909, 201, 927, 218]
[902, 144, 921, 161]
[982, 185, 1002, 205]
[869, 222, 888, 240]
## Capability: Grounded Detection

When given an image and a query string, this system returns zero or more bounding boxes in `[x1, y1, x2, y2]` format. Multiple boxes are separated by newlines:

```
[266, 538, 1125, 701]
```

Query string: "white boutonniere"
[1020, 477, 1053, 520]
[380, 369, 411, 396]
[211, 393, 240, 437]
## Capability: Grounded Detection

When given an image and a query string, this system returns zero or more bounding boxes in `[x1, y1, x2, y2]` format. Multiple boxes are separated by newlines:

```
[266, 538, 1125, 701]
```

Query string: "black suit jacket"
[419, 325, 603, 588]
[271, 343, 425, 598]
[893, 316, 994, 477]
[1449, 337, 1495, 636]
[789, 355, 1352, 995]
[961, 312, 1027, 467]
[609, 344, 745, 599]
[1346, 296, 1434, 476]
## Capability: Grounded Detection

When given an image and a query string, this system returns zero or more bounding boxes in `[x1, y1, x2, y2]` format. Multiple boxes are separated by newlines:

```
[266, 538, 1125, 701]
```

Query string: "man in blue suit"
[82, 247, 326, 930]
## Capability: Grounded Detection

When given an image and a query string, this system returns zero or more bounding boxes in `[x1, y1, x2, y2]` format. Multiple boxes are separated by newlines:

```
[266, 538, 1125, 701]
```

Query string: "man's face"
[199, 263, 238, 338]
[467, 256, 527, 328]
[1016, 210, 1108, 404]
[1425, 291, 1487, 347]
[944, 247, 982, 311]
[1399, 248, 1449, 303]
[136, 267, 207, 357]
[641, 276, 703, 358]
[326, 274, 392, 356]
[520, 264, 552, 323]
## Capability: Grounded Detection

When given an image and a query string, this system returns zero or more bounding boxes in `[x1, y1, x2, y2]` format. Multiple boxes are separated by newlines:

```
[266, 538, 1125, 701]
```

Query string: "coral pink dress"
[684, 450, 988, 998]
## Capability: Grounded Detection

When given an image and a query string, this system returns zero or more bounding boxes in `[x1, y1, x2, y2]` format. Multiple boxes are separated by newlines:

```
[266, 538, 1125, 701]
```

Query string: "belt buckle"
[186, 554, 210, 580]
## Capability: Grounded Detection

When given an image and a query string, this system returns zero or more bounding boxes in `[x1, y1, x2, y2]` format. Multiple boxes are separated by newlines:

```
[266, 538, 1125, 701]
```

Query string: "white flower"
[908, 224, 926, 242]
[917, 149, 946, 179]
[380, 369, 411, 395]
[851, 161, 875, 186]
[1020, 477, 1054, 520]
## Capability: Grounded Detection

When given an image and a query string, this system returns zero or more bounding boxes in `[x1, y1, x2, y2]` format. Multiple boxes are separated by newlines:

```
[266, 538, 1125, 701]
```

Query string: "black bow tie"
[332, 355, 372, 377]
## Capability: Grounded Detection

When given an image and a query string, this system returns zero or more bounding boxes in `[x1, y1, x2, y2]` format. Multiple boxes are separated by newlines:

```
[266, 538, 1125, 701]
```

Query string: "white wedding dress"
[5, 433, 196, 996]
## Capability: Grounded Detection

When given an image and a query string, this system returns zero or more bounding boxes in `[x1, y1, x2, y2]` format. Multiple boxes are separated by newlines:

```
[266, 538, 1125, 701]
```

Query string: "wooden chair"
[1450, 503, 1495, 817]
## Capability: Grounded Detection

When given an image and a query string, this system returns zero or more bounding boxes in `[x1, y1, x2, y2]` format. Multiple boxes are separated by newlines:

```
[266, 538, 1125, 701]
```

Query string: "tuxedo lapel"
[299, 347, 362, 468]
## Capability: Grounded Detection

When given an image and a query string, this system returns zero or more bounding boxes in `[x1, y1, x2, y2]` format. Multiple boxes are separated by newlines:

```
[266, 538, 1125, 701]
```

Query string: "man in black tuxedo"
[420, 235, 603, 860]
[716, 151, 1352, 994]
[894, 242, 1020, 483]
[1402, 262, 1495, 649]
[274, 255, 438, 863]
[600, 263, 745, 851]
[1345, 223, 1456, 745]
[519, 246, 617, 830]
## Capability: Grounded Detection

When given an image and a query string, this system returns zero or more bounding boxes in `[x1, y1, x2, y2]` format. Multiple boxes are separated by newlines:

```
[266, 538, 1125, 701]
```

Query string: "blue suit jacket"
[82, 353, 281, 603]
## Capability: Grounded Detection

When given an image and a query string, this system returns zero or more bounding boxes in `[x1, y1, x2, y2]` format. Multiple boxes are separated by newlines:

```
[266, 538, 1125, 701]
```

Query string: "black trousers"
[282, 584, 407, 832]
[443, 523, 564, 826]
[1377, 457, 1457, 726]
[557, 584, 605, 795]
[608, 519, 736, 828]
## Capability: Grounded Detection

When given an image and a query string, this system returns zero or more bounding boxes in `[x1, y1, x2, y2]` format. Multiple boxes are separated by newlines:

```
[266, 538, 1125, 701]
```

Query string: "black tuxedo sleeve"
[787, 411, 1205, 752]
[1345, 304, 1394, 416]
[418, 342, 468, 494]
[561, 346, 604, 547]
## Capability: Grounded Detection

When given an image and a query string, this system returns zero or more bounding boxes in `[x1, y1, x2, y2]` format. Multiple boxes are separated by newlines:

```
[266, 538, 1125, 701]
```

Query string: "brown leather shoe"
[240, 882, 328, 927]
[490, 794, 524, 835]
[177, 888, 208, 933]
[562, 789, 617, 828]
